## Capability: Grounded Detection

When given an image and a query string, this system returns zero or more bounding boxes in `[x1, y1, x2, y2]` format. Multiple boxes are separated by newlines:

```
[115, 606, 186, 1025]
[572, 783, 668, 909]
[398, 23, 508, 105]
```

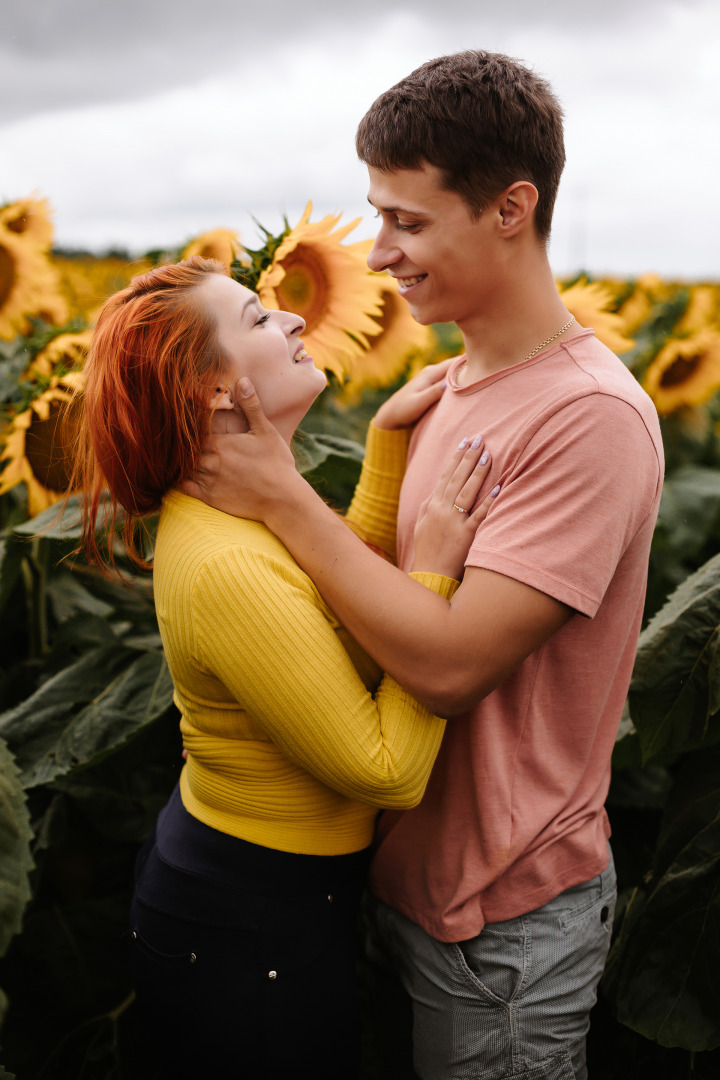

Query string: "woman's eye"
[256, 313, 270, 326]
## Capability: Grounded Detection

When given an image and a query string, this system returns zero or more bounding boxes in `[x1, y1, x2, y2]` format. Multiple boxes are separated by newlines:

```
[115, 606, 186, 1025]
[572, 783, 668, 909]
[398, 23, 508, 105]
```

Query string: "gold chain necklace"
[456, 315, 575, 382]
[522, 315, 575, 361]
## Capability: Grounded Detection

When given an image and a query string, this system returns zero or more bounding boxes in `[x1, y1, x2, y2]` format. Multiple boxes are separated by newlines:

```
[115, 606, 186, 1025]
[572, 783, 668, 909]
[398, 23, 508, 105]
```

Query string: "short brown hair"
[356, 50, 565, 241]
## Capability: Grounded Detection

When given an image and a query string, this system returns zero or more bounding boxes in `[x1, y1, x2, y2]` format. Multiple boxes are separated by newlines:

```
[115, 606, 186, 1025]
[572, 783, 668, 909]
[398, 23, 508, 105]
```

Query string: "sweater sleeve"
[345, 423, 411, 562]
[191, 548, 458, 809]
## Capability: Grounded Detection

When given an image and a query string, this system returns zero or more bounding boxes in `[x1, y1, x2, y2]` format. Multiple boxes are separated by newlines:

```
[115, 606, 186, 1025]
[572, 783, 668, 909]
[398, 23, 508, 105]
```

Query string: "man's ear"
[498, 181, 538, 237]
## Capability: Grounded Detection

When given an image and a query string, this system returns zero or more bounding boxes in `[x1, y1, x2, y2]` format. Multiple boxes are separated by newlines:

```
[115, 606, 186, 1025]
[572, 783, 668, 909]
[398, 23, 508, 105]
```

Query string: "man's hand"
[373, 359, 452, 430]
[182, 377, 301, 520]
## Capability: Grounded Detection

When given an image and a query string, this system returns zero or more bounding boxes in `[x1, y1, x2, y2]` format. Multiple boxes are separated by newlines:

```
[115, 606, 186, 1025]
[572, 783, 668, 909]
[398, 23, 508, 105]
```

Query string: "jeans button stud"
[600, 905, 609, 923]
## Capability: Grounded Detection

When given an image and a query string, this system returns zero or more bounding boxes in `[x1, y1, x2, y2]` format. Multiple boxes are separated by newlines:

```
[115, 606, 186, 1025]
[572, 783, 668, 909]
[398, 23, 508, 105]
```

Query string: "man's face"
[366, 163, 503, 330]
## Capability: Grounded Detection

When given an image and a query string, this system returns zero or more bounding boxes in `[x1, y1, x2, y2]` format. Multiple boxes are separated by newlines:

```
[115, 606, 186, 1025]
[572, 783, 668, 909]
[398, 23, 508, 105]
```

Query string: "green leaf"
[629, 551, 720, 763]
[13, 493, 86, 539]
[46, 567, 114, 622]
[612, 701, 642, 770]
[0, 337, 31, 408]
[0, 736, 34, 957]
[295, 431, 365, 510]
[607, 753, 720, 1050]
[0, 645, 175, 788]
[657, 465, 720, 562]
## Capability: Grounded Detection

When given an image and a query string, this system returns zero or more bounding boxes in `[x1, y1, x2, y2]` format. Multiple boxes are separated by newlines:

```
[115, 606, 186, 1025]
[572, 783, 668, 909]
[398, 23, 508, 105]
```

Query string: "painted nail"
[458, 437, 469, 450]
[479, 450, 489, 465]
[471, 434, 483, 450]
[490, 484, 501, 498]
[441, 380, 447, 390]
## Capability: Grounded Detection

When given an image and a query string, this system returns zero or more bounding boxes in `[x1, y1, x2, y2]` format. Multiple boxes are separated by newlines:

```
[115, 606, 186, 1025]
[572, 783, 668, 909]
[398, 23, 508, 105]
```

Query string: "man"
[189, 51, 663, 1079]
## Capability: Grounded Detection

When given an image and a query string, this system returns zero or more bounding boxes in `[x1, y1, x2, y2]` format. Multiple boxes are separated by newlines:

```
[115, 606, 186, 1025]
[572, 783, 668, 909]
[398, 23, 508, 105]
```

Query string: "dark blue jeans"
[130, 785, 370, 1079]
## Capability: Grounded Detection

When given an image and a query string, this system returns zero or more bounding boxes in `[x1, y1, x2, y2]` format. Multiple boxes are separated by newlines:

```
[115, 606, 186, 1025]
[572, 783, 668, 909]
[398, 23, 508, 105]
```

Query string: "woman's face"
[200, 274, 326, 442]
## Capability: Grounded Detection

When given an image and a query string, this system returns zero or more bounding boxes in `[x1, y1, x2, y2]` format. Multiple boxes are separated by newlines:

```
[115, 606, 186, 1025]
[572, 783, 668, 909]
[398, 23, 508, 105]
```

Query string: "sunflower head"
[0, 230, 68, 340]
[557, 278, 634, 354]
[257, 204, 385, 381]
[342, 276, 435, 394]
[642, 330, 720, 415]
[182, 229, 243, 269]
[27, 329, 92, 380]
[0, 196, 55, 250]
[0, 372, 84, 516]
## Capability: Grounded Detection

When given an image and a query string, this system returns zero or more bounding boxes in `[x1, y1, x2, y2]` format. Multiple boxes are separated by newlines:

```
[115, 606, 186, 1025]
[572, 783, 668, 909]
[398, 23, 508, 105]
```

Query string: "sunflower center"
[25, 397, 80, 492]
[276, 249, 328, 332]
[659, 354, 701, 388]
[0, 243, 16, 308]
[6, 213, 27, 235]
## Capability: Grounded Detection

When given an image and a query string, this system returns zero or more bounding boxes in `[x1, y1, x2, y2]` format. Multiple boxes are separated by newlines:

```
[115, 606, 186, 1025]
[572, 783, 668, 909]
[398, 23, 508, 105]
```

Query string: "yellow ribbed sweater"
[153, 424, 458, 856]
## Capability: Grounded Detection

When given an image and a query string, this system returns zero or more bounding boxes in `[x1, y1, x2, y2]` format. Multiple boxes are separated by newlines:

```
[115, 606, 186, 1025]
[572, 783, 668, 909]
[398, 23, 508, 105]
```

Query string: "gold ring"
[453, 504, 469, 514]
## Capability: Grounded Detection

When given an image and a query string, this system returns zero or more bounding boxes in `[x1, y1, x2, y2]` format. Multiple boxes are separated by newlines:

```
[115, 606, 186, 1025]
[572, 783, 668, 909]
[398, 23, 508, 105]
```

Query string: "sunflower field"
[1, 195, 720, 1079]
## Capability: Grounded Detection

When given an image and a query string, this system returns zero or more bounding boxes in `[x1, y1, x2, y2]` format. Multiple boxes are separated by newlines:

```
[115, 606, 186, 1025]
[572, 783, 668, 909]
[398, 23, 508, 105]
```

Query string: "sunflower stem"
[23, 536, 50, 658]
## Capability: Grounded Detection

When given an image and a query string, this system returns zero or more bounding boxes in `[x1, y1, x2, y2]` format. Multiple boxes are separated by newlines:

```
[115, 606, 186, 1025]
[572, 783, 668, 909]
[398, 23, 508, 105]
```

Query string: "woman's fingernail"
[479, 450, 489, 465]
[441, 380, 447, 390]
[490, 484, 501, 498]
[458, 437, 469, 450]
[239, 378, 254, 398]
[471, 434, 483, 450]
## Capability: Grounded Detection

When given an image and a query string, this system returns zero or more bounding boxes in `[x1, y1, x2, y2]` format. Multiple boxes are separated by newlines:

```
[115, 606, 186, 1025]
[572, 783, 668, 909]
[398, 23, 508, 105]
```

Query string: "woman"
[78, 257, 490, 1078]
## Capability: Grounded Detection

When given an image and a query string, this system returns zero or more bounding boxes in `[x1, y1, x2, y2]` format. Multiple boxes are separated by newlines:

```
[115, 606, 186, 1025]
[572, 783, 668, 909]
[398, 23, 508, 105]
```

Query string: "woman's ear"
[208, 384, 234, 411]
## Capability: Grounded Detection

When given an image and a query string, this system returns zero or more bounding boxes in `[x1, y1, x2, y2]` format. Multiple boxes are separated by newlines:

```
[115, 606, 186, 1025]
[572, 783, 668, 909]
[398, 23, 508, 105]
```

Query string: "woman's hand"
[412, 434, 497, 580]
[373, 359, 453, 431]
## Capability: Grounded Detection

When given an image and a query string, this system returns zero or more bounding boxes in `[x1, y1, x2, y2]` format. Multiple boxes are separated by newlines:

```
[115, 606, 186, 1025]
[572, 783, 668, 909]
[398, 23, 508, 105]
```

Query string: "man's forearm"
[265, 472, 473, 713]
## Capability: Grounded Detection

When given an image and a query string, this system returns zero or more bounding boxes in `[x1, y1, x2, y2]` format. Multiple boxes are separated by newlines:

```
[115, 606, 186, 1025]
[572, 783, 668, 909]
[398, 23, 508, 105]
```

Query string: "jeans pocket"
[129, 927, 199, 974]
[454, 914, 530, 1005]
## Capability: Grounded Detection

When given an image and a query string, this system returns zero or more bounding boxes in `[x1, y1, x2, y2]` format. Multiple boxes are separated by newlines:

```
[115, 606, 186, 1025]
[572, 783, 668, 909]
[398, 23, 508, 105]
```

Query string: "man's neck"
[457, 253, 577, 383]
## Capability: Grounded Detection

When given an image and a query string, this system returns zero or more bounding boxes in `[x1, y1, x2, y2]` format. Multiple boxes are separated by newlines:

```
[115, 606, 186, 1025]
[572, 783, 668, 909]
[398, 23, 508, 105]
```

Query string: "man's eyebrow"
[366, 196, 429, 216]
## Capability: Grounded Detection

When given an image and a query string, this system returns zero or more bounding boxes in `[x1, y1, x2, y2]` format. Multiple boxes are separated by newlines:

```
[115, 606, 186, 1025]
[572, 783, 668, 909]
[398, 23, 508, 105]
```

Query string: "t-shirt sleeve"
[345, 423, 411, 562]
[466, 393, 662, 616]
[191, 546, 452, 808]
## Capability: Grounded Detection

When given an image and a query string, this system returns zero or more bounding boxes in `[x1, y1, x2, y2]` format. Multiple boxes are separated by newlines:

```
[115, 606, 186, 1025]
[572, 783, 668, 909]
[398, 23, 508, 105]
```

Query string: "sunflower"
[642, 330, 720, 415]
[0, 230, 68, 340]
[0, 196, 55, 250]
[557, 278, 634, 354]
[27, 329, 93, 380]
[0, 372, 84, 517]
[674, 285, 720, 337]
[344, 275, 435, 392]
[52, 254, 154, 322]
[257, 204, 385, 381]
[182, 229, 243, 269]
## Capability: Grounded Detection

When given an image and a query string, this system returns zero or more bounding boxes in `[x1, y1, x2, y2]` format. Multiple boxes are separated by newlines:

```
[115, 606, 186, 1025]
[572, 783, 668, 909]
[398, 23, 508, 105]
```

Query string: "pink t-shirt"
[368, 329, 664, 942]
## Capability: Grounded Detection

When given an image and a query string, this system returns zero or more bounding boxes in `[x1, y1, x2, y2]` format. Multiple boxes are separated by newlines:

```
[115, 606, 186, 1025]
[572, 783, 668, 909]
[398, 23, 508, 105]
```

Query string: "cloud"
[2, 0, 701, 121]
[1, 0, 717, 275]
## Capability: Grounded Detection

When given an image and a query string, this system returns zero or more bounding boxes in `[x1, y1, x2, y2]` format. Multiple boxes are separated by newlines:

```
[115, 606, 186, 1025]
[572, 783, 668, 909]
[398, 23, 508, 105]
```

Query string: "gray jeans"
[364, 848, 616, 1080]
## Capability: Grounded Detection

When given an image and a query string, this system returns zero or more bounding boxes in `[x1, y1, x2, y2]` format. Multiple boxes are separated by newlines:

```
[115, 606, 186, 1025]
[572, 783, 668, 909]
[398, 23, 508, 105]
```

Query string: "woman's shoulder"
[156, 489, 309, 589]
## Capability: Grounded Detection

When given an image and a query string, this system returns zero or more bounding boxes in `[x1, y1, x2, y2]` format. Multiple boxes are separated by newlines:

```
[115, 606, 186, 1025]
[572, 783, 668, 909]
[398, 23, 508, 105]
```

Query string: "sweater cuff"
[409, 571, 460, 599]
[364, 422, 412, 478]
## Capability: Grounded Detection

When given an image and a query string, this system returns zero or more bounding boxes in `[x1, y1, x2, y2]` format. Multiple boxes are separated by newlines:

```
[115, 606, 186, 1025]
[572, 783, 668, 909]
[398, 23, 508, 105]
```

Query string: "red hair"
[77, 256, 230, 572]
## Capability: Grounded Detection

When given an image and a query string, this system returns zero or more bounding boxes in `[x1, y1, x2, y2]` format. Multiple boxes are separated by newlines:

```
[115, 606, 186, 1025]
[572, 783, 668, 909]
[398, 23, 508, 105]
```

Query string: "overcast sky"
[2, 0, 718, 278]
